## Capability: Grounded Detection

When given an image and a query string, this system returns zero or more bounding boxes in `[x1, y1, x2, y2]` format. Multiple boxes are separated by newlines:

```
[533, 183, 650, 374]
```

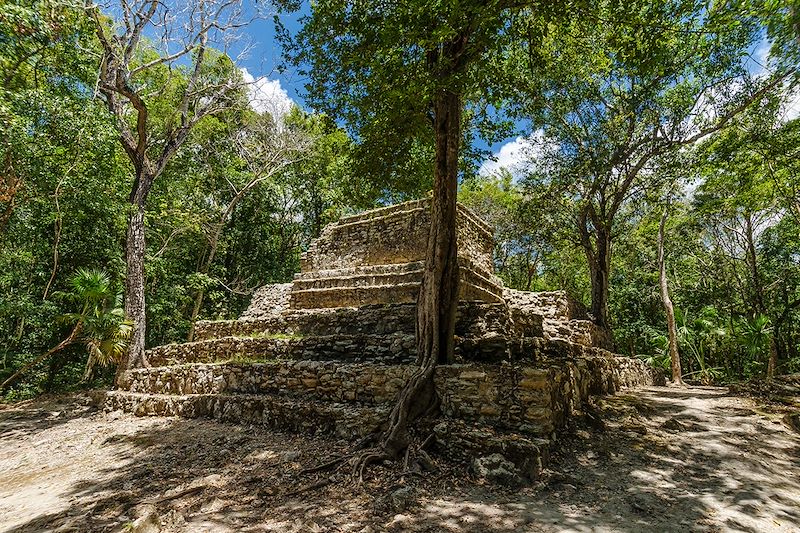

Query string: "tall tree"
[515, 0, 788, 328]
[657, 205, 683, 385]
[693, 102, 787, 377]
[88, 0, 252, 374]
[278, 0, 565, 471]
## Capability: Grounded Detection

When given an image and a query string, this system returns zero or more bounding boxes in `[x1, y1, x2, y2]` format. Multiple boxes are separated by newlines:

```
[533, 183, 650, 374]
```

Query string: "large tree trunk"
[586, 228, 612, 329]
[416, 90, 461, 368]
[374, 88, 462, 460]
[121, 202, 149, 380]
[658, 208, 683, 385]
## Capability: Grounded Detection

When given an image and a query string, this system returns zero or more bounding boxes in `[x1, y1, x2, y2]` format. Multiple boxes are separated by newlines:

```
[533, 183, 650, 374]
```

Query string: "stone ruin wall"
[116, 357, 662, 441]
[108, 196, 663, 482]
[241, 283, 292, 320]
[504, 288, 614, 351]
[300, 198, 495, 274]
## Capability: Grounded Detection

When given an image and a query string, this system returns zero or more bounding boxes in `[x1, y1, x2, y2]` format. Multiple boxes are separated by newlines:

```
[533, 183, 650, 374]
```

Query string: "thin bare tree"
[87, 0, 258, 378]
[658, 205, 683, 386]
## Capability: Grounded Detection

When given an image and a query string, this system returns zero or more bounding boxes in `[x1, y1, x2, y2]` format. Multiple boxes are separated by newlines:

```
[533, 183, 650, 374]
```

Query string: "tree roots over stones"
[289, 365, 442, 494]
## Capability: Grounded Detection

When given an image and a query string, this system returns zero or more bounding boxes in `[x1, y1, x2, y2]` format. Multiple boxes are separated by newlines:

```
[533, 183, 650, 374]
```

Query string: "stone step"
[150, 328, 597, 370]
[119, 361, 418, 406]
[196, 304, 418, 341]
[146, 333, 417, 367]
[288, 282, 421, 309]
[150, 330, 558, 367]
[288, 279, 504, 309]
[294, 258, 503, 286]
[118, 361, 562, 437]
[104, 388, 552, 481]
[290, 260, 504, 310]
[292, 269, 423, 291]
[109, 355, 662, 445]
[293, 261, 424, 280]
[195, 302, 542, 343]
[103, 390, 387, 439]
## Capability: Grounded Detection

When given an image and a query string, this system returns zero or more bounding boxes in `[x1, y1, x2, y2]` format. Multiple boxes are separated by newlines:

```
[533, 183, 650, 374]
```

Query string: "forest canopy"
[1, 0, 798, 398]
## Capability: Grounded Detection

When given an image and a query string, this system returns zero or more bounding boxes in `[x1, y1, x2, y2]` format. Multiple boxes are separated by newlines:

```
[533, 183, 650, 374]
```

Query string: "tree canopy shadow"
[1, 386, 798, 532]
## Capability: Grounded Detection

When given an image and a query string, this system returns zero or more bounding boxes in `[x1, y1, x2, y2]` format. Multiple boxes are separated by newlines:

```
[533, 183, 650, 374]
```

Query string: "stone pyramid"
[104, 198, 661, 480]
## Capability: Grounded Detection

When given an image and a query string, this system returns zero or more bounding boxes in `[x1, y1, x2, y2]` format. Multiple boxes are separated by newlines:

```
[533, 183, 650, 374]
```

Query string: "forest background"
[1, 0, 799, 398]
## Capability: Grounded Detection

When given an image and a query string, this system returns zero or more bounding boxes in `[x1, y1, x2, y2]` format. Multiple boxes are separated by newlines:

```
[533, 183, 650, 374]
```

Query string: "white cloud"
[479, 137, 529, 177]
[241, 68, 294, 119]
[479, 130, 555, 179]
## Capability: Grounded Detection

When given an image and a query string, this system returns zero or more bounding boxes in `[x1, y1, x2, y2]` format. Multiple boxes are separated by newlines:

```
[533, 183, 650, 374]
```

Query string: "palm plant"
[735, 314, 773, 377]
[643, 332, 673, 371]
[675, 307, 725, 384]
[1, 269, 130, 390]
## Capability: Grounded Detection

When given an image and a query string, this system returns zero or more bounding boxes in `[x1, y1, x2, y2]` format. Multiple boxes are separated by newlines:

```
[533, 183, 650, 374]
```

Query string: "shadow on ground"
[0, 386, 798, 532]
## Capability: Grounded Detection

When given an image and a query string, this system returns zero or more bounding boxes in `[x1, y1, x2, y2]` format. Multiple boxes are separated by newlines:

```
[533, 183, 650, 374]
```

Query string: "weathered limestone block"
[433, 420, 549, 482]
[504, 289, 588, 321]
[471, 453, 525, 486]
[104, 391, 388, 439]
[145, 333, 419, 367]
[240, 283, 292, 320]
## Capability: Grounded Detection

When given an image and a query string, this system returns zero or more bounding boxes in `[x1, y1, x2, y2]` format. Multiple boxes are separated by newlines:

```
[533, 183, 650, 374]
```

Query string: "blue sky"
[233, 4, 518, 170]
[234, 8, 797, 180]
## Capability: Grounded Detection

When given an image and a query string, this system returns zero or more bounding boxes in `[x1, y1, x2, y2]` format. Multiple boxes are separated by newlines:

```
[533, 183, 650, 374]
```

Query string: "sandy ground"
[0, 386, 798, 532]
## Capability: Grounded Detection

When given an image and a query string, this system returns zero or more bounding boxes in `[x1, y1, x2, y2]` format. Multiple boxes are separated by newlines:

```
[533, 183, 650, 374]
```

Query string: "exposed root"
[351, 448, 389, 483]
[146, 484, 205, 504]
[298, 433, 375, 475]
[285, 477, 332, 497]
[299, 456, 347, 475]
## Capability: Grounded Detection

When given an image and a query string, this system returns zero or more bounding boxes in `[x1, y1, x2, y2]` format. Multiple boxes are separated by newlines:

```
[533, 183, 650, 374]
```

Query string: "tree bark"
[658, 208, 683, 385]
[122, 202, 149, 379]
[767, 336, 778, 379]
[743, 213, 766, 314]
[374, 89, 462, 460]
[585, 228, 612, 329]
[416, 89, 462, 368]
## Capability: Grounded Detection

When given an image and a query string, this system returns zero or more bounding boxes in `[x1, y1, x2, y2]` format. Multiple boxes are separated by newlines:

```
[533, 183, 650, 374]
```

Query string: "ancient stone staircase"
[104, 199, 662, 481]
[106, 294, 659, 480]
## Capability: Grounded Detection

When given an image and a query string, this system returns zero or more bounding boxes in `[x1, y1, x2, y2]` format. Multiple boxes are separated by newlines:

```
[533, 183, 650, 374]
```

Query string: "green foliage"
[56, 268, 131, 369]
[276, 0, 569, 201]
[2, 0, 799, 399]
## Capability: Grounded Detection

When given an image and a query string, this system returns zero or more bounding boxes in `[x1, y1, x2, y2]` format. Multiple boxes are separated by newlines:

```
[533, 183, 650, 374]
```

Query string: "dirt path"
[0, 386, 798, 532]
